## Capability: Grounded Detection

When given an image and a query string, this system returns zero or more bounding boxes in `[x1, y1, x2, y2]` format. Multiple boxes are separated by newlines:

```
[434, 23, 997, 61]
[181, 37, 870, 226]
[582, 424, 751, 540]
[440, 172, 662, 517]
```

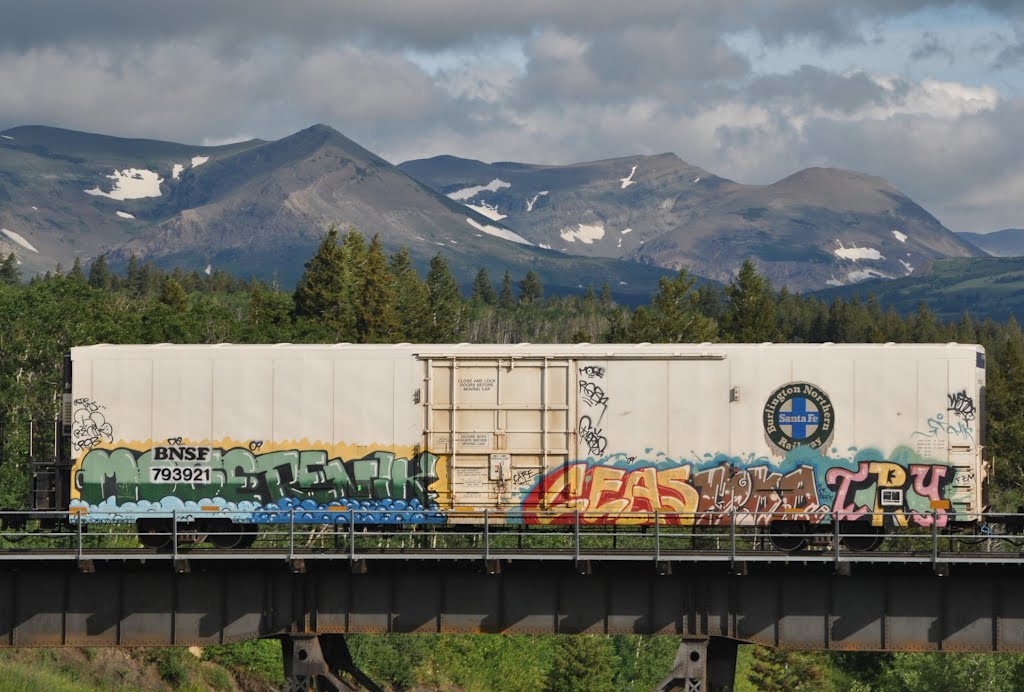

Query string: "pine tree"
[721, 259, 778, 342]
[519, 270, 544, 305]
[425, 254, 464, 342]
[158, 277, 189, 312]
[87, 254, 114, 290]
[68, 257, 86, 283]
[499, 270, 515, 309]
[471, 267, 497, 305]
[0, 253, 18, 286]
[635, 268, 717, 342]
[389, 247, 431, 341]
[291, 227, 354, 339]
[355, 234, 398, 343]
[246, 281, 292, 341]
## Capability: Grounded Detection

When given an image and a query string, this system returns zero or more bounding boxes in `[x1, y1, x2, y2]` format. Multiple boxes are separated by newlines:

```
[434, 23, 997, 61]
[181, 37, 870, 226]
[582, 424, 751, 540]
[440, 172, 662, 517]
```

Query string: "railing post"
[349, 508, 356, 562]
[76, 512, 83, 561]
[172, 509, 178, 560]
[729, 507, 736, 568]
[289, 508, 295, 561]
[654, 510, 660, 563]
[834, 511, 841, 563]
[932, 510, 939, 568]
[574, 510, 580, 563]
[484, 509, 490, 562]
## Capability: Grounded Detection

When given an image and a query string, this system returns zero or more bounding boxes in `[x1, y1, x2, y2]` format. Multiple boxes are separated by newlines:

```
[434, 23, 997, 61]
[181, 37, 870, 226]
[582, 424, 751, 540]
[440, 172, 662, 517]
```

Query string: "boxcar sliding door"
[422, 355, 573, 513]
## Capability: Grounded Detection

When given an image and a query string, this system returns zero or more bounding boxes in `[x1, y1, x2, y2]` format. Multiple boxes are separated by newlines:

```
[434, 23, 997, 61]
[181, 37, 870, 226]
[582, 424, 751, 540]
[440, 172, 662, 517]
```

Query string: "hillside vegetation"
[3, 232, 1024, 689]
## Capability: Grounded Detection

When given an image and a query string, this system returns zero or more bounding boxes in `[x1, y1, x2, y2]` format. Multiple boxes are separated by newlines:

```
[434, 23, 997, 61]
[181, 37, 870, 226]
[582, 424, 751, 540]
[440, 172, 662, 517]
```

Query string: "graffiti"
[578, 416, 607, 457]
[75, 446, 443, 523]
[248, 440, 264, 452]
[690, 464, 823, 525]
[954, 471, 975, 485]
[578, 363, 610, 455]
[913, 413, 975, 443]
[826, 461, 952, 527]
[166, 437, 183, 446]
[524, 463, 700, 525]
[71, 398, 114, 452]
[511, 469, 539, 486]
[523, 460, 823, 526]
[948, 390, 976, 422]
[578, 381, 609, 411]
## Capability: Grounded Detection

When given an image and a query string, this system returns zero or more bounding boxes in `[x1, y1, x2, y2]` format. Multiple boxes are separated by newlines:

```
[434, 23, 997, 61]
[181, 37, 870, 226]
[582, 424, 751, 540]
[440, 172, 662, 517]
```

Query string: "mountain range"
[399, 154, 984, 291]
[0, 123, 1011, 296]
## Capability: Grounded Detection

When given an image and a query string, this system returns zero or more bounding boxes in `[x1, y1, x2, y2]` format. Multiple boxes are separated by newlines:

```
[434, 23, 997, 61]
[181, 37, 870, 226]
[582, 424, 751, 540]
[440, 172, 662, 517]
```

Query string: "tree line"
[5, 229, 1024, 689]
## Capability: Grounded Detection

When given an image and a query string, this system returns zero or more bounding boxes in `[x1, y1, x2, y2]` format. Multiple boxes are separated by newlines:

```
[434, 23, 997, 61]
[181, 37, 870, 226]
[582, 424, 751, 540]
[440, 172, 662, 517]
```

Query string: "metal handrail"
[0, 509, 1020, 566]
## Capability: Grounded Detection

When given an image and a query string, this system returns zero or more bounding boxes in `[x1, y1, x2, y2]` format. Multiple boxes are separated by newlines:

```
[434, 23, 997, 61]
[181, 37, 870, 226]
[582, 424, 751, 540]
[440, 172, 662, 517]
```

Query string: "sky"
[1, 1, 1022, 233]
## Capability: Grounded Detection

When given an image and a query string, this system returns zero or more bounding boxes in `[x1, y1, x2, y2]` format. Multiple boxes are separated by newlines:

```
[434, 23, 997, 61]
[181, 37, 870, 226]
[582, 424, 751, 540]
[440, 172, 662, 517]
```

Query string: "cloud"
[1, 1, 1023, 232]
[910, 32, 955, 62]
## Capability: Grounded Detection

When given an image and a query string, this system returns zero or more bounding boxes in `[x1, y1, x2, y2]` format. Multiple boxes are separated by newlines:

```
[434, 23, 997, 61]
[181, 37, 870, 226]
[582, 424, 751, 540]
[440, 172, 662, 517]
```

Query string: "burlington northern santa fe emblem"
[763, 382, 835, 455]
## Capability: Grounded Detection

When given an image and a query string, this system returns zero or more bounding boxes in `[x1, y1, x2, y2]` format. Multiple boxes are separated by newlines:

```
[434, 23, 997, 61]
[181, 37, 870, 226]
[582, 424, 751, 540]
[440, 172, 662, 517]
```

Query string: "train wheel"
[137, 519, 172, 549]
[207, 521, 245, 549]
[236, 525, 259, 549]
[768, 521, 808, 552]
[839, 522, 885, 551]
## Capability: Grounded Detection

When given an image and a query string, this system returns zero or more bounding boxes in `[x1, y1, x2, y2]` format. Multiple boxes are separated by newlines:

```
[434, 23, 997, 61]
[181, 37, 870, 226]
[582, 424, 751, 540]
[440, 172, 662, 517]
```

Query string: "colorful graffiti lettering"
[74, 447, 443, 523]
[523, 463, 700, 525]
[826, 461, 951, 527]
[522, 461, 823, 525]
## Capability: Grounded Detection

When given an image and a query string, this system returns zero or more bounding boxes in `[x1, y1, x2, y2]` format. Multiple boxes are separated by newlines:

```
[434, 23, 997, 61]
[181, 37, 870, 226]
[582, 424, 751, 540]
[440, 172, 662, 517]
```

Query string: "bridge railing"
[0, 509, 1021, 566]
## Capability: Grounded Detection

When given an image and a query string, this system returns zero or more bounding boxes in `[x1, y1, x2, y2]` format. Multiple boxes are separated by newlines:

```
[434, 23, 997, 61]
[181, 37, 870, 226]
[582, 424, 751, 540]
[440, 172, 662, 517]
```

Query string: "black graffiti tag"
[948, 390, 976, 422]
[579, 365, 605, 379]
[579, 416, 607, 457]
[71, 398, 113, 452]
[578, 380, 609, 410]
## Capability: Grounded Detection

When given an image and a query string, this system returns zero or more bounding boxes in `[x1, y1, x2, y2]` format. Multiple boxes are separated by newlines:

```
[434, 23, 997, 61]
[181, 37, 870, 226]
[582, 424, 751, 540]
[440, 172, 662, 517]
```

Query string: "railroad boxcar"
[52, 342, 986, 548]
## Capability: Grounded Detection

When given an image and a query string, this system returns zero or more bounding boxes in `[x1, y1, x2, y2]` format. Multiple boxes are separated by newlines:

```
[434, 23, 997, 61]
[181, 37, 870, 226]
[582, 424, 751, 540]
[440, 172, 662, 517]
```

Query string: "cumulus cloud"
[0, 1, 1023, 231]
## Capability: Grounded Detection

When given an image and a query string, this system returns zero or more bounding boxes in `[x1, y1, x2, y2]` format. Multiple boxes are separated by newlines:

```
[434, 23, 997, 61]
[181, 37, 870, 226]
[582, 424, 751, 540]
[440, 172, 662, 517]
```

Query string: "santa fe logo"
[763, 382, 835, 455]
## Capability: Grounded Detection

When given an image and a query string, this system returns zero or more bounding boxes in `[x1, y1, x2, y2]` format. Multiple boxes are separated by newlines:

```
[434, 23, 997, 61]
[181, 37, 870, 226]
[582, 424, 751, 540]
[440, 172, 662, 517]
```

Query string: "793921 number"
[149, 466, 211, 484]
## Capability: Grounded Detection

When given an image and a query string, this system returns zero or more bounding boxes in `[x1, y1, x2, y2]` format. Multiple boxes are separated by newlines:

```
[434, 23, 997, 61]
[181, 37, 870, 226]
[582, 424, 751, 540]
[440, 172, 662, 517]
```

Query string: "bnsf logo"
[153, 446, 212, 462]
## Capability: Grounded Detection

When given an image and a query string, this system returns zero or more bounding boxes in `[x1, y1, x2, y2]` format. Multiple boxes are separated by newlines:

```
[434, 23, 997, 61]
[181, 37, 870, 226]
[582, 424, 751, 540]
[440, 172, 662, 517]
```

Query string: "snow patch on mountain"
[620, 165, 637, 189]
[1, 228, 39, 253]
[1, 135, 13, 140]
[115, 211, 135, 219]
[191, 156, 209, 167]
[622, 228, 633, 235]
[847, 268, 890, 282]
[899, 259, 914, 274]
[560, 223, 605, 244]
[172, 164, 185, 180]
[448, 179, 511, 201]
[84, 168, 163, 200]
[466, 218, 533, 246]
[465, 201, 506, 221]
[693, 177, 701, 183]
[526, 191, 549, 212]
[892, 230, 908, 243]
[834, 240, 884, 261]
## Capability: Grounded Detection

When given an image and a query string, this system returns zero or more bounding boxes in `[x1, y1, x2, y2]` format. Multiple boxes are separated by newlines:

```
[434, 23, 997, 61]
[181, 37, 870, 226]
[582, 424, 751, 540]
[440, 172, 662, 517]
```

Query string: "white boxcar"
[65, 343, 986, 529]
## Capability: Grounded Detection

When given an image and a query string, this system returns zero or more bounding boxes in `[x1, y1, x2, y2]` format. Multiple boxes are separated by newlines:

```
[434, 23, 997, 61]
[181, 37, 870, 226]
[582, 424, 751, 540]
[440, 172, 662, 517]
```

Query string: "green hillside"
[813, 257, 1024, 322]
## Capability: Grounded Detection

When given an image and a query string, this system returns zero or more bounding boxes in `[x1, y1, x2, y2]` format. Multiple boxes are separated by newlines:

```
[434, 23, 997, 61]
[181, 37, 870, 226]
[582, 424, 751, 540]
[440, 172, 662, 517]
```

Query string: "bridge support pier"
[655, 636, 738, 692]
[281, 634, 382, 692]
